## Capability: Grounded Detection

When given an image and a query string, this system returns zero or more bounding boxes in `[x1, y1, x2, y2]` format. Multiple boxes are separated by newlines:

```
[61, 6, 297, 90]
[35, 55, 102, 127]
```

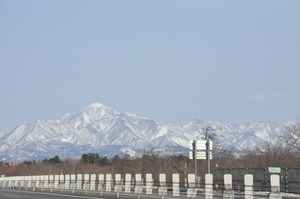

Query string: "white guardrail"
[0, 173, 282, 199]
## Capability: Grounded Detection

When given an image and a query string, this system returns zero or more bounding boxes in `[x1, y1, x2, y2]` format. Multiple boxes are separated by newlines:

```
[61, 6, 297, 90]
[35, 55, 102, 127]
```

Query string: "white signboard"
[189, 140, 213, 150]
[189, 151, 212, 160]
[189, 140, 206, 150]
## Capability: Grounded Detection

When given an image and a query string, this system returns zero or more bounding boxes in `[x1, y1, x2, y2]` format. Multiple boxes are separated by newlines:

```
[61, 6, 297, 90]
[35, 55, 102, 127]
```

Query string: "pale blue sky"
[1, 1, 300, 131]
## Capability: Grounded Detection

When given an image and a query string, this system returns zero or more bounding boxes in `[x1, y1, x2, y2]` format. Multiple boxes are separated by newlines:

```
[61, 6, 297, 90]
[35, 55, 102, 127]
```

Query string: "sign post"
[189, 139, 213, 175]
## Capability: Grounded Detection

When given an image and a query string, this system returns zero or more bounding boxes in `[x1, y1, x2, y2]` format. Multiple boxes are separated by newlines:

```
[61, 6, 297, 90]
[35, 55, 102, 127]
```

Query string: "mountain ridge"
[0, 103, 292, 161]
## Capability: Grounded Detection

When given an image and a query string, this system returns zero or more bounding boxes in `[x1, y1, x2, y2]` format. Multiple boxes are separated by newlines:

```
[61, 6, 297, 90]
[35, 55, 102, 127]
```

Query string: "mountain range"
[0, 103, 293, 162]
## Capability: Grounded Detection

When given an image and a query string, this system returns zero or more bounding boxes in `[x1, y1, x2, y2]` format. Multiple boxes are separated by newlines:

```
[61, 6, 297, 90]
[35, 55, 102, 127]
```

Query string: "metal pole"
[204, 128, 213, 174]
[193, 140, 197, 179]
[207, 139, 210, 174]
[184, 162, 188, 189]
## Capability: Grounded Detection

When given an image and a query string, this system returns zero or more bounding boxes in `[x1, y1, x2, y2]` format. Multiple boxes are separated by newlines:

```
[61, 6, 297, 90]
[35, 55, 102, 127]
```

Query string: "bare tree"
[201, 126, 222, 140]
[254, 140, 296, 168]
[285, 119, 300, 154]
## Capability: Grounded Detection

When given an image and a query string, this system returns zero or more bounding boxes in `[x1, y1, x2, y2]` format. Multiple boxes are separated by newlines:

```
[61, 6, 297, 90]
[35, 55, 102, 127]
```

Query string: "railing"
[0, 173, 291, 199]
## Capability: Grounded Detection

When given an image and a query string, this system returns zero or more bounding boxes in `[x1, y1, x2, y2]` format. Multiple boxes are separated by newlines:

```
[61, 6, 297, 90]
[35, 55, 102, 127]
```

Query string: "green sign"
[268, 167, 281, 173]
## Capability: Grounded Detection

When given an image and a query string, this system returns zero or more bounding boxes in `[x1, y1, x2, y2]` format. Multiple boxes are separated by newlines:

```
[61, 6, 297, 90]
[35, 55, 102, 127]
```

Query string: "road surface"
[0, 190, 104, 199]
[0, 189, 270, 199]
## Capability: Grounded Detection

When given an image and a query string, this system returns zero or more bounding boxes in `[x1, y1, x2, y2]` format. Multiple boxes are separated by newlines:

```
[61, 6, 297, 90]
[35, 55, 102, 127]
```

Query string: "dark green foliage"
[23, 161, 33, 166]
[80, 153, 110, 166]
[42, 155, 61, 165]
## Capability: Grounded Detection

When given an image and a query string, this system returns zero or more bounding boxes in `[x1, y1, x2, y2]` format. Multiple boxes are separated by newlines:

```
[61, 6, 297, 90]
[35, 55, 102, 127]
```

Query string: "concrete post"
[0, 177, 4, 189]
[40, 175, 45, 190]
[158, 173, 167, 197]
[65, 175, 70, 190]
[70, 174, 76, 191]
[24, 176, 31, 189]
[269, 174, 282, 199]
[36, 176, 40, 188]
[54, 175, 59, 189]
[59, 174, 64, 190]
[32, 176, 36, 190]
[114, 173, 122, 196]
[44, 175, 49, 189]
[187, 174, 197, 198]
[105, 174, 112, 192]
[77, 174, 82, 190]
[244, 174, 253, 199]
[98, 174, 104, 192]
[90, 174, 96, 190]
[172, 173, 180, 197]
[83, 174, 89, 190]
[134, 173, 143, 194]
[205, 174, 213, 199]
[8, 176, 13, 189]
[20, 176, 25, 189]
[14, 176, 18, 189]
[223, 174, 234, 199]
[125, 174, 132, 193]
[49, 175, 54, 190]
[146, 173, 153, 194]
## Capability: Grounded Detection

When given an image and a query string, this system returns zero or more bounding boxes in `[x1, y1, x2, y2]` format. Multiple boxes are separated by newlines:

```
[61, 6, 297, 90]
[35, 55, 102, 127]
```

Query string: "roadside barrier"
[0, 173, 284, 199]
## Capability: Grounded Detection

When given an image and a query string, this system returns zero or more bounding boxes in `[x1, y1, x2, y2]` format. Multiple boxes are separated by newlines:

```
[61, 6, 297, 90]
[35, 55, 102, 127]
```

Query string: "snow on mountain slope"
[0, 103, 293, 161]
[0, 131, 5, 139]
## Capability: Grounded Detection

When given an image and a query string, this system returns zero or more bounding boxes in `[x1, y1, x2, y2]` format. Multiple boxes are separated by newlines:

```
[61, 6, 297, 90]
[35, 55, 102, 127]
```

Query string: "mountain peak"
[85, 103, 109, 109]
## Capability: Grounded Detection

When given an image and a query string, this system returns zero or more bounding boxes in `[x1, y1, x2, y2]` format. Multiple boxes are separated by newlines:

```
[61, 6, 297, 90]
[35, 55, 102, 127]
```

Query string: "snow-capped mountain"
[0, 103, 293, 161]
